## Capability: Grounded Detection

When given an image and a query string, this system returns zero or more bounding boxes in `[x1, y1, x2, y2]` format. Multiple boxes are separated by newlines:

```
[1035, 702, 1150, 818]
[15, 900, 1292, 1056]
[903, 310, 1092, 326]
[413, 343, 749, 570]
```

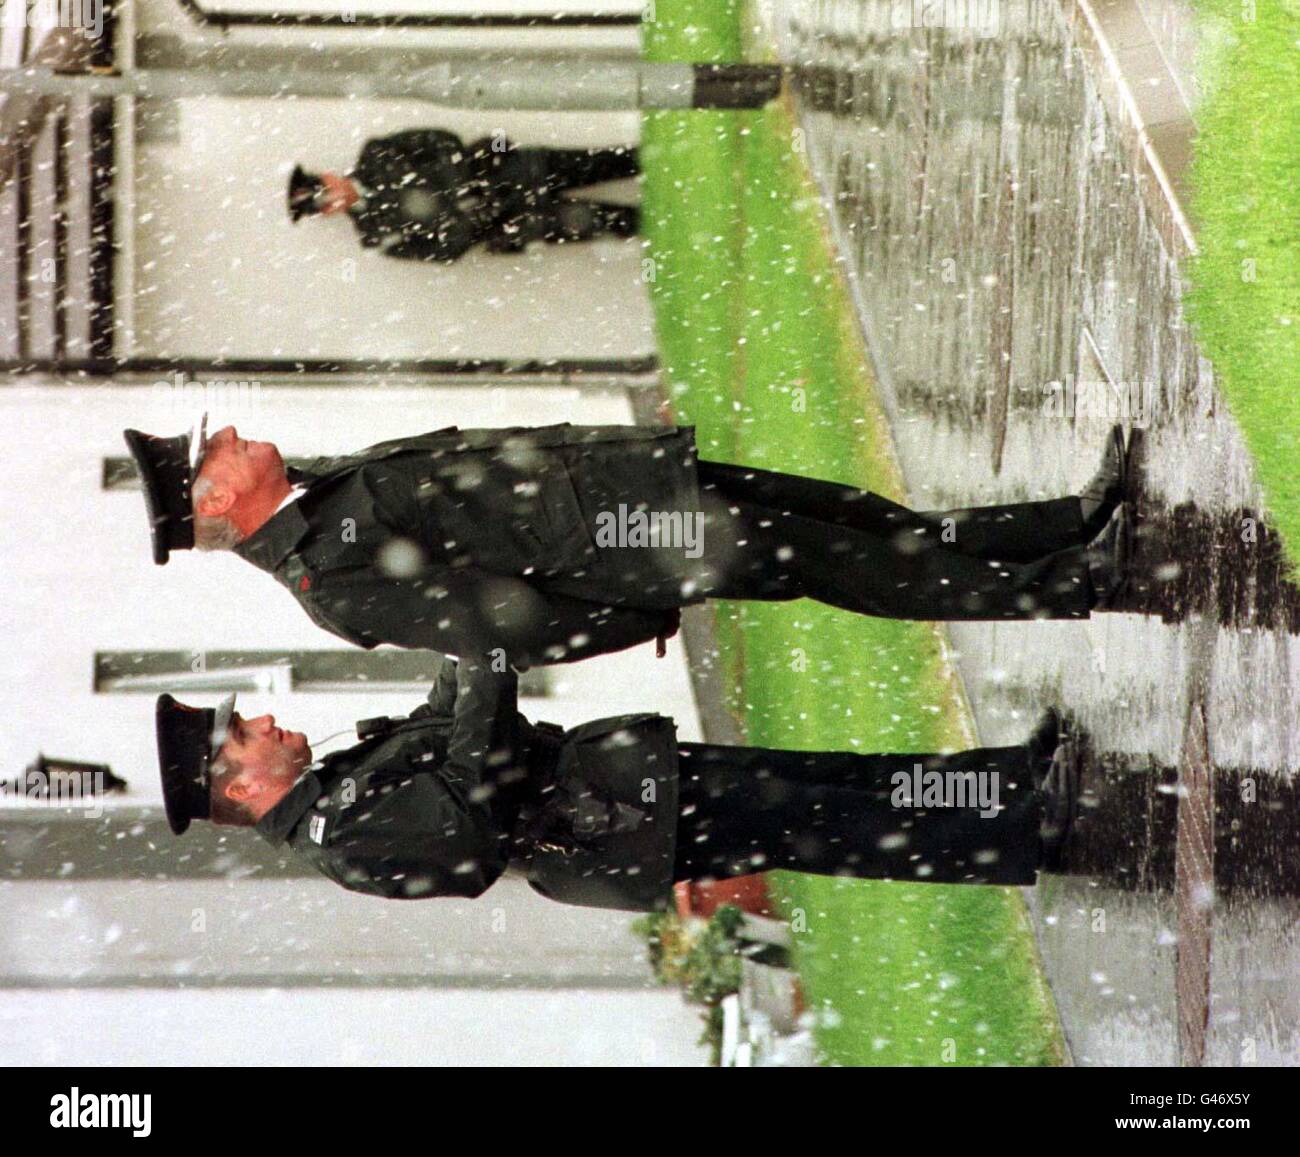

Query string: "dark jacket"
[347, 129, 490, 262]
[347, 129, 547, 262]
[233, 423, 704, 668]
[256, 658, 680, 912]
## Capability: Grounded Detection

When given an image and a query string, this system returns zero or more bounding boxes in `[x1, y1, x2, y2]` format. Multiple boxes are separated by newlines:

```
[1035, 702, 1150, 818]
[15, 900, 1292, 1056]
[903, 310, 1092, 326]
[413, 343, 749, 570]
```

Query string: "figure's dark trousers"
[694, 460, 1095, 620]
[673, 741, 1043, 887]
[508, 146, 640, 241]
[531, 145, 640, 191]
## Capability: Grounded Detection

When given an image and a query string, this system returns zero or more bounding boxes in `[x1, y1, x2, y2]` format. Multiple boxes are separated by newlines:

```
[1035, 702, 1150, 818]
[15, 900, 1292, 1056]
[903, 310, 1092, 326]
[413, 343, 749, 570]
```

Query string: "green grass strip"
[1186, 0, 1300, 561]
[642, 4, 1064, 1065]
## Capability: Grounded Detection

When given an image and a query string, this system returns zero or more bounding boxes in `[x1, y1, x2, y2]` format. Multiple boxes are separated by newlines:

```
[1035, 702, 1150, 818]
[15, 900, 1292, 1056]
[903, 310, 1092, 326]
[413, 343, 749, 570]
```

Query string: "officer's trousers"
[499, 146, 640, 241]
[672, 740, 1043, 887]
[530, 145, 640, 190]
[693, 460, 1095, 620]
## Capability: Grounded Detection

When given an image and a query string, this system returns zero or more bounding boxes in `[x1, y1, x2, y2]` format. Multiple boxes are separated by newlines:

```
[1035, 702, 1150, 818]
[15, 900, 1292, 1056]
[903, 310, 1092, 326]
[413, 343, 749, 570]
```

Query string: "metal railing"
[173, 0, 642, 30]
[0, 15, 116, 363]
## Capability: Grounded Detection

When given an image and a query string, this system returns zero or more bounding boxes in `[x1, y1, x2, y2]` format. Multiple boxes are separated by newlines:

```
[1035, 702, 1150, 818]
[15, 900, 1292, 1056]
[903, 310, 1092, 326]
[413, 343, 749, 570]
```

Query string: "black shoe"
[1079, 424, 1126, 539]
[1085, 503, 1131, 609]
[1024, 708, 1063, 788]
[1038, 721, 1081, 872]
[1122, 426, 1146, 508]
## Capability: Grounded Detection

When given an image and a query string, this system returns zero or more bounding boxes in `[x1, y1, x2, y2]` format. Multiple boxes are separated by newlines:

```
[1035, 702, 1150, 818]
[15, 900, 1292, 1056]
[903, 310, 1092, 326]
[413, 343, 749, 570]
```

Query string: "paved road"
[773, 0, 1300, 1065]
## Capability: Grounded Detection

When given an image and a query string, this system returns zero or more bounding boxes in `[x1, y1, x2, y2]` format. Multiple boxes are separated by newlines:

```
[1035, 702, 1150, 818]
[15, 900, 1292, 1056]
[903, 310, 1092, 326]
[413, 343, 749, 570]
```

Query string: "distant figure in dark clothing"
[287, 130, 640, 262]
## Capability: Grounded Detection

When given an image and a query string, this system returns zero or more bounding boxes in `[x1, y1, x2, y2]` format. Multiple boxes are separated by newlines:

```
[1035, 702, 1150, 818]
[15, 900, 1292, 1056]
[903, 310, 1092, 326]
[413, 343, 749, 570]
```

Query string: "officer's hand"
[655, 609, 681, 658]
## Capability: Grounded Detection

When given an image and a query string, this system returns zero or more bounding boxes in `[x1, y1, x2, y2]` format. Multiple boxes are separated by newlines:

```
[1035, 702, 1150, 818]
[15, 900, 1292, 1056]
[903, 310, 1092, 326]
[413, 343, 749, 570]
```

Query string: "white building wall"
[124, 0, 655, 360]
[128, 101, 652, 361]
[3, 987, 708, 1066]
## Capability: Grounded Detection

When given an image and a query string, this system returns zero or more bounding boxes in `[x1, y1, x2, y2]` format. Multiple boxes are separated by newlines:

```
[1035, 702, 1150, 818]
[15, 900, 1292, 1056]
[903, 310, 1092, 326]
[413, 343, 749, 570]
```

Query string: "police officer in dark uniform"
[287, 130, 639, 262]
[154, 657, 1084, 911]
[123, 420, 1134, 670]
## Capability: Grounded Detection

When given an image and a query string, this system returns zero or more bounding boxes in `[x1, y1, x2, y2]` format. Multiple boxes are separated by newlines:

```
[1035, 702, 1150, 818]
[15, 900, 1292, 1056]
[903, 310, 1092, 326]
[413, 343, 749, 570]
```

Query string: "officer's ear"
[223, 777, 260, 803]
[210, 760, 260, 826]
[194, 482, 236, 519]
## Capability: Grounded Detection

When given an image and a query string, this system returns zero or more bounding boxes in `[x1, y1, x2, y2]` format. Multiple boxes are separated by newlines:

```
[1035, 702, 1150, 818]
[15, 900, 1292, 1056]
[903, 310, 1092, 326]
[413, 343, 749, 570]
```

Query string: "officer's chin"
[283, 730, 311, 768]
